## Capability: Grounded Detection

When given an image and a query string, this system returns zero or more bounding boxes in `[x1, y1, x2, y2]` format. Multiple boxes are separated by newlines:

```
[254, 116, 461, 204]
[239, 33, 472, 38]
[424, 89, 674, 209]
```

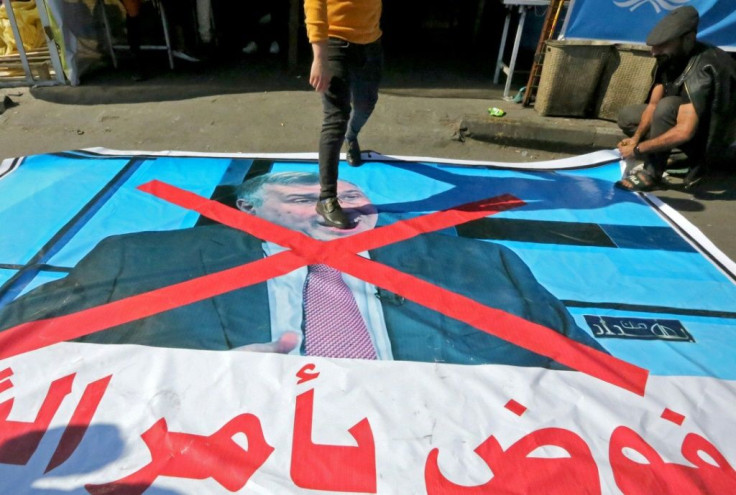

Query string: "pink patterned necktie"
[302, 264, 377, 359]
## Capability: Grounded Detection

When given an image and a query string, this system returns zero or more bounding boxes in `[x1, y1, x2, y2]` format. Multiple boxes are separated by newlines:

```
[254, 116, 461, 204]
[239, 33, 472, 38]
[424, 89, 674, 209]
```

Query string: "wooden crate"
[0, 49, 55, 80]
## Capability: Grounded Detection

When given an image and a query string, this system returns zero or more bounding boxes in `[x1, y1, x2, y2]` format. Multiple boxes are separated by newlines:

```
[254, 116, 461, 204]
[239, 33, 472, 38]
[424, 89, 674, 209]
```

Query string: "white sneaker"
[269, 41, 280, 55]
[242, 41, 257, 54]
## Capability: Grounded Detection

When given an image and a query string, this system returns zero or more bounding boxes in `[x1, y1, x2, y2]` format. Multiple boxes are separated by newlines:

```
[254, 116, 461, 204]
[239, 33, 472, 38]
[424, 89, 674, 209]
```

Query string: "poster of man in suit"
[0, 168, 606, 368]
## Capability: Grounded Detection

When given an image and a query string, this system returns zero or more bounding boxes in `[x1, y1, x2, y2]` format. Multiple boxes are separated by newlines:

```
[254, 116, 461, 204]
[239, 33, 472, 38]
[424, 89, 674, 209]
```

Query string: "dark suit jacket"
[0, 224, 605, 367]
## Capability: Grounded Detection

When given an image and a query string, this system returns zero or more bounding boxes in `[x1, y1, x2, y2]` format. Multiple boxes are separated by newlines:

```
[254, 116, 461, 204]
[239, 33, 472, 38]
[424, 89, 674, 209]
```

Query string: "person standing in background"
[120, 0, 146, 80]
[241, 1, 288, 57]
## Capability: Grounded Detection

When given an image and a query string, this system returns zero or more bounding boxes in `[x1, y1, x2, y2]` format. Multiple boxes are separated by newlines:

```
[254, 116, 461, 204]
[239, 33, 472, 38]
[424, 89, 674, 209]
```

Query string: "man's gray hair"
[236, 171, 321, 207]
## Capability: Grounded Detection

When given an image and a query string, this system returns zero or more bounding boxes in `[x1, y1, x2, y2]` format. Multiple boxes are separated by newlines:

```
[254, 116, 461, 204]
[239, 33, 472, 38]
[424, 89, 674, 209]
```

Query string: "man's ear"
[236, 198, 255, 213]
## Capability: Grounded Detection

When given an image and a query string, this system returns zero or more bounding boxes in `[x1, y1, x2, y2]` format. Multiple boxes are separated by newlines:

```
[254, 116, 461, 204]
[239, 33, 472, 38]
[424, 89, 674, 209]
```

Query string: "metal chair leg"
[154, 0, 175, 70]
[97, 0, 118, 69]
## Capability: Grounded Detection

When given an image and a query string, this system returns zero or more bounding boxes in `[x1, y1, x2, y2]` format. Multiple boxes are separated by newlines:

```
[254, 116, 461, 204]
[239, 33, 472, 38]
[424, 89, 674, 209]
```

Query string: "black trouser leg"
[345, 42, 383, 142]
[126, 14, 142, 56]
[643, 96, 683, 178]
[125, 13, 146, 80]
[318, 39, 382, 200]
[319, 52, 351, 200]
[617, 104, 648, 138]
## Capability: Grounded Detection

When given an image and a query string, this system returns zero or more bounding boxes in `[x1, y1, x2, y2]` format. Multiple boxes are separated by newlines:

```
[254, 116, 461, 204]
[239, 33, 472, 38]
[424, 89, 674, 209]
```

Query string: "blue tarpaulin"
[563, 0, 736, 50]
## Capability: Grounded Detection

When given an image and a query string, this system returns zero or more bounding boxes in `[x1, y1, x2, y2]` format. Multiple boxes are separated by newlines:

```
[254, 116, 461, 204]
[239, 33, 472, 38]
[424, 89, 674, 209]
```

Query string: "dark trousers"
[125, 14, 142, 54]
[618, 96, 706, 178]
[319, 38, 383, 199]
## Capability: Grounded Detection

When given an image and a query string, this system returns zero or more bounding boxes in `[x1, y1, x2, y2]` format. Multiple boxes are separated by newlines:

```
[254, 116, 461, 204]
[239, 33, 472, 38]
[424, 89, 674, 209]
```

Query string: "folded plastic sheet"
[0, 0, 45, 56]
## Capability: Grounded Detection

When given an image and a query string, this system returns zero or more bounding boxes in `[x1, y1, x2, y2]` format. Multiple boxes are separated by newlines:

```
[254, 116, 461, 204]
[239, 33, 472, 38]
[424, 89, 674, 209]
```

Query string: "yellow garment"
[0, 1, 46, 56]
[304, 0, 381, 45]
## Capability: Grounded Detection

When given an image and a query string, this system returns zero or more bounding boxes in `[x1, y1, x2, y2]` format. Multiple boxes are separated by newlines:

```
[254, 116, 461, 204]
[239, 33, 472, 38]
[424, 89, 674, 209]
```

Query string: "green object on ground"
[488, 107, 506, 117]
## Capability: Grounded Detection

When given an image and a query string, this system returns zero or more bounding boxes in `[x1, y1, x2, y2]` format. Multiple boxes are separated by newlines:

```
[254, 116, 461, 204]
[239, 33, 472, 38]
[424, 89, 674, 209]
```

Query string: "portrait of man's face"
[238, 179, 378, 241]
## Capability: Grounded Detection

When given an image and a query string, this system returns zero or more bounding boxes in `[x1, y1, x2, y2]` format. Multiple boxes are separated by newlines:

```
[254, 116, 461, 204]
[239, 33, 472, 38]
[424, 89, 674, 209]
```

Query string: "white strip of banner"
[644, 191, 736, 279]
[1, 342, 734, 494]
[0, 157, 21, 180]
[81, 147, 622, 170]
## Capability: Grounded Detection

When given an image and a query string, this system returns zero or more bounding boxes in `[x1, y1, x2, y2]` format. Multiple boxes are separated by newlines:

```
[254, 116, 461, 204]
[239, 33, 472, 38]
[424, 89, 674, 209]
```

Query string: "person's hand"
[310, 60, 331, 92]
[309, 42, 331, 93]
[617, 137, 638, 160]
[234, 331, 300, 354]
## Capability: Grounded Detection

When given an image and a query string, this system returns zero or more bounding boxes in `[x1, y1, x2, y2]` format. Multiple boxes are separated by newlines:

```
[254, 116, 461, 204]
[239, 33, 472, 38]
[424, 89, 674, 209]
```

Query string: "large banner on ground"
[563, 0, 736, 50]
[1, 149, 735, 493]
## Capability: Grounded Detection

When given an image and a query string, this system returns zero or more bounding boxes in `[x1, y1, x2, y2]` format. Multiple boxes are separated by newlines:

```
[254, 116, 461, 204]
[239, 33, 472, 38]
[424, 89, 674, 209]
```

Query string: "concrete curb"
[459, 115, 622, 153]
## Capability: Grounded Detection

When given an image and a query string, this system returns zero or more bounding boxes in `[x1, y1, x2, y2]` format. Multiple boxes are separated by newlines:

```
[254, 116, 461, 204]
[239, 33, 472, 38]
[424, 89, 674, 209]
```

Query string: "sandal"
[615, 170, 660, 192]
[683, 165, 705, 189]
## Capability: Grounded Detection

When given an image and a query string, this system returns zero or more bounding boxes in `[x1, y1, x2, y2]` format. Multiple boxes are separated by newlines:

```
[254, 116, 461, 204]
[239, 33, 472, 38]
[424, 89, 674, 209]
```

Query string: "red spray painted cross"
[0, 180, 648, 395]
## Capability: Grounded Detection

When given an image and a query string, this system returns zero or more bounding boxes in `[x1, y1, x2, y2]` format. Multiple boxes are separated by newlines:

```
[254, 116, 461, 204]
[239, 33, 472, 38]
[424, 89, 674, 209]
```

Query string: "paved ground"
[0, 57, 559, 162]
[1, 56, 734, 261]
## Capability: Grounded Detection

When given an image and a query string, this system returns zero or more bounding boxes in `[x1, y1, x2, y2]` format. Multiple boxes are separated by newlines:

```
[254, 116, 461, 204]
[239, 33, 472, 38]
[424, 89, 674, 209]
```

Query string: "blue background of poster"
[1, 151, 735, 379]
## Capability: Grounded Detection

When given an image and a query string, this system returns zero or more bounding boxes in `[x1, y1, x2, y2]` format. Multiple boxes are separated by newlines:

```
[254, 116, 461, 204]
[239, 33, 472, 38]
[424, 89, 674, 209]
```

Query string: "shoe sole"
[684, 175, 704, 190]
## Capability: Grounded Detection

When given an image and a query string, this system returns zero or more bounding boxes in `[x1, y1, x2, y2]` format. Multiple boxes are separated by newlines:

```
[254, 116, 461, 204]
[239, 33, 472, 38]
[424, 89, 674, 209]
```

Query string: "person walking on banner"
[305, 0, 384, 228]
[615, 6, 736, 191]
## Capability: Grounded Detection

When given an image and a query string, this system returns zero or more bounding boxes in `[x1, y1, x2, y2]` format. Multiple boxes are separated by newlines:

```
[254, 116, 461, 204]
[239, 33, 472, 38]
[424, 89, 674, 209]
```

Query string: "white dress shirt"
[263, 242, 394, 359]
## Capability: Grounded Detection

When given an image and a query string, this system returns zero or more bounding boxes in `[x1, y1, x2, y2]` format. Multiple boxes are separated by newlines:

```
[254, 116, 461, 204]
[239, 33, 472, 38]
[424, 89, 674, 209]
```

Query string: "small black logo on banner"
[584, 315, 695, 342]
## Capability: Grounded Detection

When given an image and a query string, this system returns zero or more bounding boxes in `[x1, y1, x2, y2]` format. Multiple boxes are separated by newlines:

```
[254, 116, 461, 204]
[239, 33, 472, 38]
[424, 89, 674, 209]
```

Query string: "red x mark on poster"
[0, 180, 648, 395]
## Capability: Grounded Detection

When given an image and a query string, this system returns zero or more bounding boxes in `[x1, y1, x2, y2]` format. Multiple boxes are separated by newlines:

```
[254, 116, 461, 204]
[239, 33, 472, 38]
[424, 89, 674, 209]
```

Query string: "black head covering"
[646, 6, 699, 46]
